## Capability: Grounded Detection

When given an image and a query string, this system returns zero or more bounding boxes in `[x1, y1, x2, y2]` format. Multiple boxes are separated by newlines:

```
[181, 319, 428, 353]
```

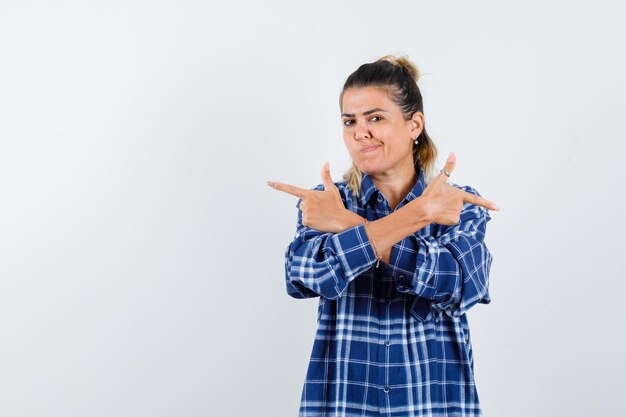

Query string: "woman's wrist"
[337, 210, 366, 232]
[407, 196, 433, 225]
[336, 196, 430, 233]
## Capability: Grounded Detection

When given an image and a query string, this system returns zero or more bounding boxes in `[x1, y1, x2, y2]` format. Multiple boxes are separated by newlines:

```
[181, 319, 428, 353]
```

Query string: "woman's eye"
[343, 117, 380, 126]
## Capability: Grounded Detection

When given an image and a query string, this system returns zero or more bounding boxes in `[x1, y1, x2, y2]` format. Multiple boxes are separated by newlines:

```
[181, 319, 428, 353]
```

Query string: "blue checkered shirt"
[284, 165, 494, 417]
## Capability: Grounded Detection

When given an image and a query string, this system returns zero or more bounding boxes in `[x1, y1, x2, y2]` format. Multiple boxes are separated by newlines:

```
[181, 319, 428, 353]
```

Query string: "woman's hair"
[339, 54, 438, 198]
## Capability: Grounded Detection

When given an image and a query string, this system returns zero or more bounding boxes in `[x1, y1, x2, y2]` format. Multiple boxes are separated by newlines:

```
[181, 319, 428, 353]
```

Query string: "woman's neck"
[370, 163, 418, 211]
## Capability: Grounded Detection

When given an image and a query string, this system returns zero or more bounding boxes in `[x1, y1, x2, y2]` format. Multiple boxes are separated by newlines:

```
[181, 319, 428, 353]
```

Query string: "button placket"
[380, 286, 393, 397]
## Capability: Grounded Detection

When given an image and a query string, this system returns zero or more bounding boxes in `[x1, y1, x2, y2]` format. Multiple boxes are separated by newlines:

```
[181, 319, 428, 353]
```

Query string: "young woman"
[268, 55, 499, 417]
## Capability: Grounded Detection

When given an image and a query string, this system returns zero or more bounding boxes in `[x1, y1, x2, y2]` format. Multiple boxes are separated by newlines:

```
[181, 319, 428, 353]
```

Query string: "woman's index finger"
[462, 190, 499, 211]
[270, 181, 310, 199]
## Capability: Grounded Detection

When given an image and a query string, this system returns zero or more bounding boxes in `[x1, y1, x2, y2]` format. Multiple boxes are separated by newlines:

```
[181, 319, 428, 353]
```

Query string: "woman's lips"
[361, 146, 380, 153]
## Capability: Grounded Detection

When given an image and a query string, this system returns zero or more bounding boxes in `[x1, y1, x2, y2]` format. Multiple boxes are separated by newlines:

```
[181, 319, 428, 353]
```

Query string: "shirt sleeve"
[387, 184, 494, 321]
[284, 184, 378, 300]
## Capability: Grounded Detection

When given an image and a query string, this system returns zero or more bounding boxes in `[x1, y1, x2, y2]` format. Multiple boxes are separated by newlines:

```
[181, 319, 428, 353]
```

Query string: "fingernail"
[267, 181, 275, 187]
[325, 161, 329, 170]
[492, 204, 500, 210]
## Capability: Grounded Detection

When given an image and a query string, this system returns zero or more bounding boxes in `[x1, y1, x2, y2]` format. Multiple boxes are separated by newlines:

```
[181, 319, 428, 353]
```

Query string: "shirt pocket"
[409, 295, 432, 322]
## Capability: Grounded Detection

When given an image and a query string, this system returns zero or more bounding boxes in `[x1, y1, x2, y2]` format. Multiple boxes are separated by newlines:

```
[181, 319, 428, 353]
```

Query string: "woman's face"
[341, 86, 423, 176]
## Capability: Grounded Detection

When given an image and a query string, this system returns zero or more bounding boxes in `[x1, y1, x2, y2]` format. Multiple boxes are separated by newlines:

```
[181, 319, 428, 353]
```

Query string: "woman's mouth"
[361, 146, 380, 153]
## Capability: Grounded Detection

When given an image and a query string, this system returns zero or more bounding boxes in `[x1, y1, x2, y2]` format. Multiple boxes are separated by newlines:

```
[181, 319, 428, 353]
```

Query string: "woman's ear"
[409, 111, 424, 138]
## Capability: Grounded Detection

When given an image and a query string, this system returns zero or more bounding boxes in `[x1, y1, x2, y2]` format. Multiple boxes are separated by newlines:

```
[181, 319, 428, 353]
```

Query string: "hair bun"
[378, 54, 420, 83]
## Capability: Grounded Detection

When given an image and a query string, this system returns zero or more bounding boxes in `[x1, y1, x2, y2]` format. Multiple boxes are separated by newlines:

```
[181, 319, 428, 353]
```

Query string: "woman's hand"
[418, 152, 500, 226]
[268, 162, 352, 233]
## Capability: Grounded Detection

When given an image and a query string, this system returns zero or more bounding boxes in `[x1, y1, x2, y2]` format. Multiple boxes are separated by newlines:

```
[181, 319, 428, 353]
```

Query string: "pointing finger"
[462, 191, 500, 211]
[268, 181, 310, 199]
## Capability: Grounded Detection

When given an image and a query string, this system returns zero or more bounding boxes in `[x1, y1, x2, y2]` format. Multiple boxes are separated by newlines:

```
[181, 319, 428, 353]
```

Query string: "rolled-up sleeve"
[388, 184, 493, 321]
[284, 186, 377, 300]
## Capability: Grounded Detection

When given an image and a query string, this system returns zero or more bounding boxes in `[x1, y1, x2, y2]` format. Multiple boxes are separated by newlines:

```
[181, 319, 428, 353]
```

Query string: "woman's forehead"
[342, 86, 395, 113]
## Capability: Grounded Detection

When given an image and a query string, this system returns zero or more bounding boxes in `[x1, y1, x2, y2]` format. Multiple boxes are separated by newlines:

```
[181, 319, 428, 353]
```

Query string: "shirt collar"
[358, 164, 426, 207]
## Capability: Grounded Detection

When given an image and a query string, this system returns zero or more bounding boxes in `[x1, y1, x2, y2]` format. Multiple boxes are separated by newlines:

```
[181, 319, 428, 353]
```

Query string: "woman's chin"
[357, 162, 382, 174]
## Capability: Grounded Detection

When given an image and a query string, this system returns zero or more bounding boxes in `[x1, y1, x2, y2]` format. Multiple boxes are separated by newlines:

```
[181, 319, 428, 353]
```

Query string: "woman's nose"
[354, 124, 371, 141]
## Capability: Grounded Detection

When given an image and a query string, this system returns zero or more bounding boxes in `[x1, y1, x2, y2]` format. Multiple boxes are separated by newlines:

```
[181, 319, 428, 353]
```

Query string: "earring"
[414, 137, 419, 144]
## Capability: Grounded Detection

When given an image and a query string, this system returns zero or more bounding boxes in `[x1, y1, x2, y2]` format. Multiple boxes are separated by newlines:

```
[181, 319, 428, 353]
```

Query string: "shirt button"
[386, 299, 392, 305]
[383, 386, 390, 393]
[398, 275, 405, 282]
[384, 339, 391, 346]
[377, 194, 384, 202]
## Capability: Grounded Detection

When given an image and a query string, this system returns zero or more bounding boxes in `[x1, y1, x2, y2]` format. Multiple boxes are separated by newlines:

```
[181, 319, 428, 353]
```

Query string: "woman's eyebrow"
[341, 108, 388, 118]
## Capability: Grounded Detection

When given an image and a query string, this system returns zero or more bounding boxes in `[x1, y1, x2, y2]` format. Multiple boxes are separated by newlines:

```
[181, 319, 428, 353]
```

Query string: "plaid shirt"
[284, 165, 493, 417]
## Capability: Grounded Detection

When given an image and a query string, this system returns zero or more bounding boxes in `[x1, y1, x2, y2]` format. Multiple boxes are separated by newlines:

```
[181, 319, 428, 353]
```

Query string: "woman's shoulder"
[432, 181, 493, 239]
[309, 179, 350, 192]
[447, 181, 492, 223]
[310, 180, 353, 199]
[448, 181, 483, 197]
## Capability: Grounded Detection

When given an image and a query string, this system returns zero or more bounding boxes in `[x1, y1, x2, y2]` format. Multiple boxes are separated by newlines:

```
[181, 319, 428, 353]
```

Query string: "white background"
[1, 1, 624, 416]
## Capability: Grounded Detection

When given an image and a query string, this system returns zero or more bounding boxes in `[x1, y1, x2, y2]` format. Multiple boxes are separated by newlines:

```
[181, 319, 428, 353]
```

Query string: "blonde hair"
[339, 54, 438, 198]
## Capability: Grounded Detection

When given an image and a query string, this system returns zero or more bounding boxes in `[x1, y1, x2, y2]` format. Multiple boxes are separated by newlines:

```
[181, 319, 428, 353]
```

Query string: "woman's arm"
[284, 185, 432, 300]
[284, 184, 377, 300]
[338, 182, 494, 321]
[337, 198, 433, 265]
[388, 185, 493, 321]
[285, 154, 498, 302]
